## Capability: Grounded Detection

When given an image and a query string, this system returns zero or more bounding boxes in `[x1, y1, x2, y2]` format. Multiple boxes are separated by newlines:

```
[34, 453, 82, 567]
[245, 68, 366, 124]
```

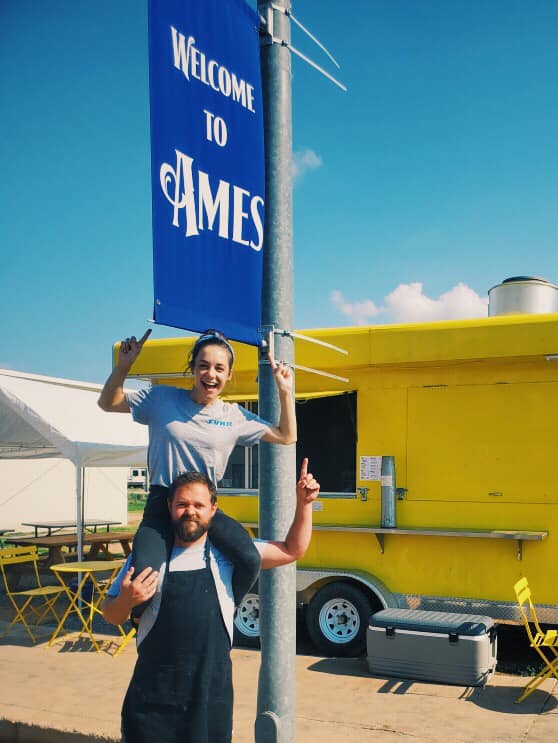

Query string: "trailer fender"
[295, 568, 397, 611]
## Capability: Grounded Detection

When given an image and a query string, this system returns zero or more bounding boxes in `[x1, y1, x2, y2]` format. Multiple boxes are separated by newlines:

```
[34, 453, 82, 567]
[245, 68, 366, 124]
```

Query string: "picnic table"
[0, 529, 14, 547]
[20, 519, 122, 538]
[4, 531, 134, 566]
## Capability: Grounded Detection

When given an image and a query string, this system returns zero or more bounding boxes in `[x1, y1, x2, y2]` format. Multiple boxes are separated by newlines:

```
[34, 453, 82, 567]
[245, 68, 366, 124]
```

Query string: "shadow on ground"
[466, 685, 557, 713]
[307, 656, 558, 715]
[0, 718, 114, 742]
[0, 592, 131, 656]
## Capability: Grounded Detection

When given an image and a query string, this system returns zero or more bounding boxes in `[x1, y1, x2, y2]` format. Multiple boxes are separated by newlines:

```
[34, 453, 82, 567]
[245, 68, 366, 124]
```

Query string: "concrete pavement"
[0, 619, 556, 742]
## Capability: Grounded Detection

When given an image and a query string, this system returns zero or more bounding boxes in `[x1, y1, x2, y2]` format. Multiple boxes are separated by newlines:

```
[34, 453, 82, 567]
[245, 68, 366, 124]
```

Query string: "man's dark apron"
[122, 539, 233, 743]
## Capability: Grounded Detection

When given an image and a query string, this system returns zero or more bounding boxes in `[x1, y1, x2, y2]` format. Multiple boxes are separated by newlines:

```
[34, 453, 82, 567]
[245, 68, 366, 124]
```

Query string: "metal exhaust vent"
[488, 276, 558, 316]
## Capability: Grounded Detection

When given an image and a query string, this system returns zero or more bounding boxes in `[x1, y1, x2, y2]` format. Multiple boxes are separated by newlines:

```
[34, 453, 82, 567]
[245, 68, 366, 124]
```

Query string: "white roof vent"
[488, 276, 558, 316]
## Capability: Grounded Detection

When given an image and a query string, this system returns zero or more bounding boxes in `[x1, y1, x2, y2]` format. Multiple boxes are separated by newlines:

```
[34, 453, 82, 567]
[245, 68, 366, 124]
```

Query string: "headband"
[195, 332, 235, 362]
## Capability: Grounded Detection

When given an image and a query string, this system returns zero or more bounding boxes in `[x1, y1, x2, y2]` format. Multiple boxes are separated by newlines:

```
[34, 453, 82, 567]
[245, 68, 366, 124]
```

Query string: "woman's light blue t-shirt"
[125, 385, 270, 486]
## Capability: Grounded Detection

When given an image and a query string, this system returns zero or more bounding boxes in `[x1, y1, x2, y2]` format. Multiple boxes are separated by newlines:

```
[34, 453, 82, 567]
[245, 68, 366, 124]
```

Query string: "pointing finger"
[299, 457, 308, 480]
[139, 329, 152, 345]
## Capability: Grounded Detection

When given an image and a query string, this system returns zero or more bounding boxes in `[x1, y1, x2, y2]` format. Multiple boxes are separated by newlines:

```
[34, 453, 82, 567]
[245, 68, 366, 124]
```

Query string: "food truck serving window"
[295, 392, 356, 495]
[218, 393, 357, 495]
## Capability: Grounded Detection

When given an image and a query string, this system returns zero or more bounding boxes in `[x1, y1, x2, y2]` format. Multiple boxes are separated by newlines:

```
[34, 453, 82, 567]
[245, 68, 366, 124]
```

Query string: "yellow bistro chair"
[112, 623, 136, 658]
[513, 576, 558, 703]
[0, 546, 65, 643]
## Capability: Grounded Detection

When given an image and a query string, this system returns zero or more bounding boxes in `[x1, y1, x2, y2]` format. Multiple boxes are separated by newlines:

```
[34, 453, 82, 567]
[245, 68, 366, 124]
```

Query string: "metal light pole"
[256, 1, 296, 741]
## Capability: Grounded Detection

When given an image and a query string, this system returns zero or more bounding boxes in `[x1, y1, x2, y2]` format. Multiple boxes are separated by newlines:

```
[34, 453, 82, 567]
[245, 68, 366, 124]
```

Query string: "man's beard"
[172, 516, 209, 543]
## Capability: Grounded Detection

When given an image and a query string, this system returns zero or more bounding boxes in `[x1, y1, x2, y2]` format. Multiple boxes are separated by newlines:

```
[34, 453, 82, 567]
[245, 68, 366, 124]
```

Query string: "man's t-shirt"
[125, 385, 270, 486]
[107, 539, 266, 646]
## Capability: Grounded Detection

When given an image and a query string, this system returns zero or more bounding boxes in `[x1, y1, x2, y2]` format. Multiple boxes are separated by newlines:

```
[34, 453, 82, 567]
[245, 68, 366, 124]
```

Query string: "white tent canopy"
[0, 369, 148, 466]
[0, 369, 148, 557]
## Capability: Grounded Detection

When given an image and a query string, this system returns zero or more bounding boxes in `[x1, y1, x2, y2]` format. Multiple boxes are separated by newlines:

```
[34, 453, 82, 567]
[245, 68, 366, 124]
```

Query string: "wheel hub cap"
[318, 598, 360, 644]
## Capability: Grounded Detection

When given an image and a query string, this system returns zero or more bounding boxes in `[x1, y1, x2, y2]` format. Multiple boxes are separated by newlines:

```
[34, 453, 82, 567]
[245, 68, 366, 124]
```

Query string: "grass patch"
[128, 489, 147, 513]
[128, 501, 146, 513]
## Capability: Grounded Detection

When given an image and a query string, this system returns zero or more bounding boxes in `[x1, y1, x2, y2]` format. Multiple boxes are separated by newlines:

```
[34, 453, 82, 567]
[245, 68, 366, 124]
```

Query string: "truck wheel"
[233, 592, 261, 648]
[305, 582, 373, 657]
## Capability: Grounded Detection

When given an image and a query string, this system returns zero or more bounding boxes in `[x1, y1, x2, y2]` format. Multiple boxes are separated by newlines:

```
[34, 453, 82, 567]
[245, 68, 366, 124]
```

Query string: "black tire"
[233, 592, 261, 648]
[305, 581, 374, 657]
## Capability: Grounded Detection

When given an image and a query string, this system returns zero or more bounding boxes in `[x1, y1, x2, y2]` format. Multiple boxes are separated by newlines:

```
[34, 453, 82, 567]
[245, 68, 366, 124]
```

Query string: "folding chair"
[112, 624, 136, 658]
[513, 576, 558, 703]
[0, 546, 65, 643]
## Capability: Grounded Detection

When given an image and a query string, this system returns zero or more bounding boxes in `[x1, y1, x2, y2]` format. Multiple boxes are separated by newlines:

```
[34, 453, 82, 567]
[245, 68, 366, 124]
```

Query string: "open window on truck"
[218, 392, 357, 495]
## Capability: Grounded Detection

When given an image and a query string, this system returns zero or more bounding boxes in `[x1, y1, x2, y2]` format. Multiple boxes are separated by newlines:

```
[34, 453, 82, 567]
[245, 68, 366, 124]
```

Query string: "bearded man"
[102, 459, 319, 743]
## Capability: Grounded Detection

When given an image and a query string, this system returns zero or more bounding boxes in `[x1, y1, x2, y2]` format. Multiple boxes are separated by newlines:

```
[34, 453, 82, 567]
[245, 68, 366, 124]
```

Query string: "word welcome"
[160, 149, 264, 251]
[171, 26, 256, 113]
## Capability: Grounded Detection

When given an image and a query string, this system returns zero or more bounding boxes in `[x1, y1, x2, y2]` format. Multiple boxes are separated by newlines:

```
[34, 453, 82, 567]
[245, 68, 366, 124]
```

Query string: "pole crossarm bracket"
[292, 363, 349, 383]
[258, 326, 350, 384]
[286, 329, 348, 356]
[259, 2, 347, 91]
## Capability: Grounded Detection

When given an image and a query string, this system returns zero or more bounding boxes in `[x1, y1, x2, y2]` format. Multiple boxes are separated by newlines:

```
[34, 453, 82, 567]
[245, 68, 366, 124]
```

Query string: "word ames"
[160, 149, 264, 252]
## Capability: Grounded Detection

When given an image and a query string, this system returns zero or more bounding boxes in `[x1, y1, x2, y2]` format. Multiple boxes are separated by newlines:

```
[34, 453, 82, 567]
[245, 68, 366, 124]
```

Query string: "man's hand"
[102, 565, 159, 626]
[259, 457, 320, 569]
[118, 329, 152, 370]
[296, 457, 320, 504]
[268, 353, 293, 395]
[119, 566, 159, 608]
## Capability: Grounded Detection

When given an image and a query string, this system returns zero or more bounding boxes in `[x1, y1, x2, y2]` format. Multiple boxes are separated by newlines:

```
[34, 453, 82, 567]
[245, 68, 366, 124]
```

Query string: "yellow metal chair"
[112, 624, 136, 657]
[513, 576, 558, 703]
[0, 546, 65, 643]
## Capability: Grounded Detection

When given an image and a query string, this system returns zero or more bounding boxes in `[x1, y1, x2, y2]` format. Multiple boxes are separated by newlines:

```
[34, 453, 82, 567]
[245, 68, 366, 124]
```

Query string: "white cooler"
[367, 609, 497, 686]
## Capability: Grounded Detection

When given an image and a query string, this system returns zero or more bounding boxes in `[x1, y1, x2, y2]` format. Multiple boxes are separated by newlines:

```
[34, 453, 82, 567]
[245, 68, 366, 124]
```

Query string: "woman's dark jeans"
[131, 485, 261, 613]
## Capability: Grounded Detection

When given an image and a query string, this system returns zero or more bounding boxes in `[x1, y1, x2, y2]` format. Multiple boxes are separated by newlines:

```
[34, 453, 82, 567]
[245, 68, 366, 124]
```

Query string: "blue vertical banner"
[148, 0, 264, 345]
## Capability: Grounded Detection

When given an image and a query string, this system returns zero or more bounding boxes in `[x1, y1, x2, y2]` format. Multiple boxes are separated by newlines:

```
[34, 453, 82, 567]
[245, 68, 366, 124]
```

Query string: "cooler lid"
[369, 609, 494, 636]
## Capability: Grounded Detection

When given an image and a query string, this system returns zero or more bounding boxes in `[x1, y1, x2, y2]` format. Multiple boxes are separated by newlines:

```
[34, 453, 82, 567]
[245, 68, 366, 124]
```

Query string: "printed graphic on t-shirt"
[207, 419, 233, 428]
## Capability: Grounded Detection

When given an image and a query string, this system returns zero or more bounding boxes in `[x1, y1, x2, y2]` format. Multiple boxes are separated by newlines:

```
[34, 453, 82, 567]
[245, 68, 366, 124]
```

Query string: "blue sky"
[2, 0, 557, 382]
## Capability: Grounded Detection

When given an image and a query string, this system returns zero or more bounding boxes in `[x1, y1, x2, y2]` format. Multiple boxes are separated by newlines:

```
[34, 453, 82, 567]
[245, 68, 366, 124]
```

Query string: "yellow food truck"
[124, 310, 558, 656]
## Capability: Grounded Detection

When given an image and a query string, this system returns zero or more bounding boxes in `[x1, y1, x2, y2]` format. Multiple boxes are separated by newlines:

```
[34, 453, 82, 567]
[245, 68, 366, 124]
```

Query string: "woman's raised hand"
[118, 329, 152, 369]
[268, 353, 293, 395]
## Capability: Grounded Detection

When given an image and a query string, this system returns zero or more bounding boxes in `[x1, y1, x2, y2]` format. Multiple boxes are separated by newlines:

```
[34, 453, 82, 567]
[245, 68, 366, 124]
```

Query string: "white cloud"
[292, 149, 322, 182]
[330, 282, 488, 325]
[384, 282, 488, 322]
[330, 290, 381, 325]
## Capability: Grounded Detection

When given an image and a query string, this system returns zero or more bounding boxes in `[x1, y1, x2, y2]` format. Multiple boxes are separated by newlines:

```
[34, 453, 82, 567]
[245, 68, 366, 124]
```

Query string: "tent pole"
[76, 465, 84, 561]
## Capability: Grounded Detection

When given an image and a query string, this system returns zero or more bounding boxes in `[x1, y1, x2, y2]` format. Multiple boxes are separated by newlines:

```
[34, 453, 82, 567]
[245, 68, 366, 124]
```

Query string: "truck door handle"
[357, 487, 369, 502]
